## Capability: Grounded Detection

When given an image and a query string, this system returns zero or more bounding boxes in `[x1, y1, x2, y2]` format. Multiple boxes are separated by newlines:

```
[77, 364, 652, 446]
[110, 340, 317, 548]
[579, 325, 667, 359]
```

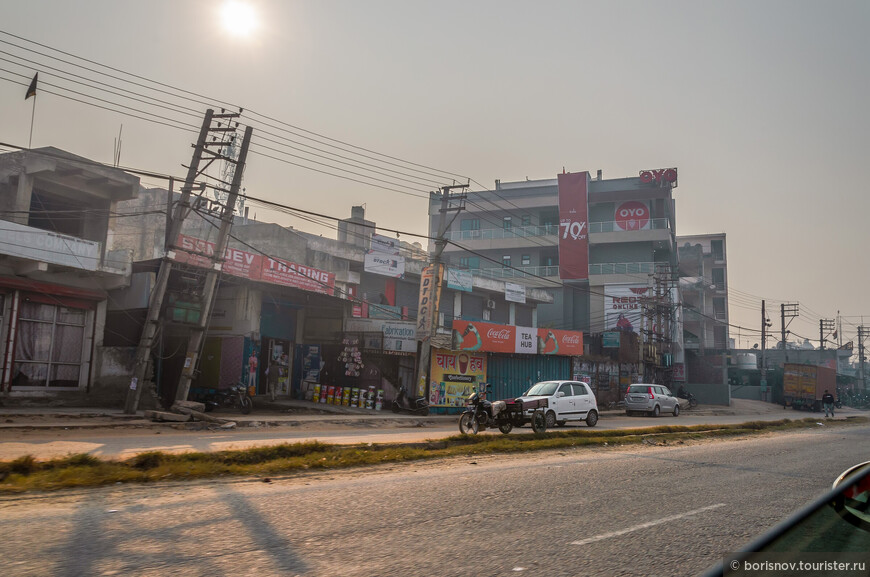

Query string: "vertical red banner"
[557, 172, 589, 280]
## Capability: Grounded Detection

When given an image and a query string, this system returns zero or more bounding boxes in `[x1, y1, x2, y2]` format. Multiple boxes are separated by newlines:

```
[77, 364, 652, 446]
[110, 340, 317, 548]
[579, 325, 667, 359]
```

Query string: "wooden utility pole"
[413, 184, 466, 400]
[174, 124, 252, 404]
[123, 109, 244, 414]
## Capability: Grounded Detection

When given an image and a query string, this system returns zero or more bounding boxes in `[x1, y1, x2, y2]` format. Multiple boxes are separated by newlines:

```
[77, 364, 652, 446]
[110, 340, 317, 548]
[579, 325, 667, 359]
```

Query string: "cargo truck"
[782, 363, 836, 411]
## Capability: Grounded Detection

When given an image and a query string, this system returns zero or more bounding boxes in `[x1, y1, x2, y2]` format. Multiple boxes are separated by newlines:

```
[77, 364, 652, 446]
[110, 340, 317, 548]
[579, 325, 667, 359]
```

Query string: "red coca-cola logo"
[615, 201, 650, 231]
[486, 329, 512, 340]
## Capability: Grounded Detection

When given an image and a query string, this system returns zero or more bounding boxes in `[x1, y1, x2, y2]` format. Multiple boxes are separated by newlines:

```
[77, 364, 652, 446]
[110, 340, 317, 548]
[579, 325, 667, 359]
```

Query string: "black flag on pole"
[25, 73, 37, 100]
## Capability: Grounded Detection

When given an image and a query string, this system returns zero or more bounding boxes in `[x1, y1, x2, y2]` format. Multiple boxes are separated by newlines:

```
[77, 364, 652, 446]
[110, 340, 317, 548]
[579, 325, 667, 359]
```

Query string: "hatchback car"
[517, 380, 599, 428]
[624, 384, 680, 417]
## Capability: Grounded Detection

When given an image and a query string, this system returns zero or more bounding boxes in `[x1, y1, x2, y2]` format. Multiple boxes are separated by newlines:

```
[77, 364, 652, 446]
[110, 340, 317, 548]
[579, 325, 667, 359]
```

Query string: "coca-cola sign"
[451, 320, 582, 356]
[639, 168, 678, 186]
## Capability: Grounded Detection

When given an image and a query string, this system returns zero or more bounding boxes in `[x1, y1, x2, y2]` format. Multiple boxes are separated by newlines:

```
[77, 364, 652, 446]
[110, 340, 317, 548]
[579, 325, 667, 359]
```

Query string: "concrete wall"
[684, 383, 731, 406]
[731, 385, 762, 401]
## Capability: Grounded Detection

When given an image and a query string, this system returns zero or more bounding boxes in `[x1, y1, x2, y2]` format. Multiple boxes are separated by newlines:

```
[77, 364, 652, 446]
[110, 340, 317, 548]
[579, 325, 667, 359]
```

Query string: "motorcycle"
[391, 384, 429, 416]
[204, 382, 253, 414]
[677, 389, 698, 409]
[459, 387, 546, 435]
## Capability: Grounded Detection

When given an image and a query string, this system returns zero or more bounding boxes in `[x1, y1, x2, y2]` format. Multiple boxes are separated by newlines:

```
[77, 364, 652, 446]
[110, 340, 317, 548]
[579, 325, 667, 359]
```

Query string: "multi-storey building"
[0, 147, 139, 402]
[677, 233, 729, 352]
[431, 168, 682, 382]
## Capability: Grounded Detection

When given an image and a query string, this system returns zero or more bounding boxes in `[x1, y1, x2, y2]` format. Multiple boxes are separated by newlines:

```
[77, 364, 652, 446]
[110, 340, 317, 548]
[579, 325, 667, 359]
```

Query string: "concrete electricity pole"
[174, 124, 253, 405]
[780, 303, 799, 363]
[760, 300, 772, 400]
[413, 184, 466, 399]
[123, 109, 245, 414]
[819, 319, 835, 350]
[859, 325, 867, 391]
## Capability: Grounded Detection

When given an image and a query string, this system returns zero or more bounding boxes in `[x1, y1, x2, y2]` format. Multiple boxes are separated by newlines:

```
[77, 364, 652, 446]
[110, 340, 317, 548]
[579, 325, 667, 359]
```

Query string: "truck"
[783, 363, 836, 411]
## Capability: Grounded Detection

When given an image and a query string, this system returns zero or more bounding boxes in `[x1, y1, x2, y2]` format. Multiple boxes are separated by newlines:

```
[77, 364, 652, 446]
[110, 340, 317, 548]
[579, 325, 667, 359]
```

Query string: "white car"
[518, 380, 599, 428]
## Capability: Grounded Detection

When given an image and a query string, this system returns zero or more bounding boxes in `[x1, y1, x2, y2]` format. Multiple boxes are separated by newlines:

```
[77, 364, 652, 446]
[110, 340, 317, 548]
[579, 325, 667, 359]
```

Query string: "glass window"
[460, 218, 480, 231]
[503, 217, 512, 230]
[711, 239, 724, 261]
[558, 383, 573, 397]
[521, 254, 531, 266]
[502, 255, 511, 267]
[573, 384, 589, 396]
[521, 215, 531, 226]
[712, 268, 725, 288]
[13, 301, 87, 389]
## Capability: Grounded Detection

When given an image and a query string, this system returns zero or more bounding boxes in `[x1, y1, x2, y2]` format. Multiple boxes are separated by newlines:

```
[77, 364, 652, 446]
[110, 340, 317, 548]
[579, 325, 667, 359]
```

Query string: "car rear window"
[628, 385, 649, 394]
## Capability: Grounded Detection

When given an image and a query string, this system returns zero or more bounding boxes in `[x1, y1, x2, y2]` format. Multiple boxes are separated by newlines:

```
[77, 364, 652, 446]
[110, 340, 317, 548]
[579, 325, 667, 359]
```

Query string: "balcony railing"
[473, 265, 560, 280]
[588, 262, 657, 275]
[447, 224, 558, 242]
[588, 218, 671, 234]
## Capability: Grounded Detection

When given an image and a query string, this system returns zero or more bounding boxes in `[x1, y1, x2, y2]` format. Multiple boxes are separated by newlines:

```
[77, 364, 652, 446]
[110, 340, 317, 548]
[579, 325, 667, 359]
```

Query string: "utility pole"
[123, 109, 242, 414]
[819, 318, 835, 350]
[859, 325, 867, 392]
[781, 303, 799, 363]
[414, 183, 467, 400]
[760, 300, 772, 401]
[174, 124, 252, 405]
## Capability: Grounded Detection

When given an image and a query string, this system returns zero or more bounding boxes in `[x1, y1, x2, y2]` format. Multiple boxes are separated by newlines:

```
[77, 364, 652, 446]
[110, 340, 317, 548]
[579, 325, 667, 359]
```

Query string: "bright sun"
[221, 1, 258, 37]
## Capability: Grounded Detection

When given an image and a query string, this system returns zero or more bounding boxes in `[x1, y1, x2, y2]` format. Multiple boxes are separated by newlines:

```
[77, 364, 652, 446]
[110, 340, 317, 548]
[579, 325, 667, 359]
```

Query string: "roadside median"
[1, 416, 865, 493]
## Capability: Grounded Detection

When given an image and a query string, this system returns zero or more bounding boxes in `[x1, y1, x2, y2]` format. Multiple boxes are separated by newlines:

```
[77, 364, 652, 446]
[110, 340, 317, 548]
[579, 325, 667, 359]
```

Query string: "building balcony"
[473, 265, 560, 282]
[589, 261, 657, 275]
[589, 218, 673, 246]
[443, 225, 558, 252]
[0, 221, 130, 276]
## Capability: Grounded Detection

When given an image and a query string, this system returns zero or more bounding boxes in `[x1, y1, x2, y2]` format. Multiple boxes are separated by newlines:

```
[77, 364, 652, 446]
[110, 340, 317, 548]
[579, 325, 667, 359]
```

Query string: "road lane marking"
[570, 503, 726, 545]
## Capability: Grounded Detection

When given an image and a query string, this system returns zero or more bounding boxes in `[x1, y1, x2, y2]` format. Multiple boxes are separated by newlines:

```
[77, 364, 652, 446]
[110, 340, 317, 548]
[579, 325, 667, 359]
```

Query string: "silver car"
[624, 384, 680, 417]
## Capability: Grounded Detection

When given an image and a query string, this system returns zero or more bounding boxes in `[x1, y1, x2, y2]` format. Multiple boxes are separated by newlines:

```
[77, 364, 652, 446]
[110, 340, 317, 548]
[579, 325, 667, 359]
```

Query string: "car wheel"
[556, 420, 567, 427]
[531, 410, 547, 433]
[586, 410, 598, 427]
[653, 405, 660, 417]
[673, 404, 680, 417]
[545, 411, 557, 429]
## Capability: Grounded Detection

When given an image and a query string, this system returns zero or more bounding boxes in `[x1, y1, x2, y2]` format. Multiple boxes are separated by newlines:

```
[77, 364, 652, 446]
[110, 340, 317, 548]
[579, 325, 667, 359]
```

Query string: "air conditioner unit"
[486, 299, 496, 309]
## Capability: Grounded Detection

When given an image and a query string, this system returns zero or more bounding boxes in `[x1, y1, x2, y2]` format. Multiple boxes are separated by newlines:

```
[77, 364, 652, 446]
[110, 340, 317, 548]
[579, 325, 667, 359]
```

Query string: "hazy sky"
[1, 0, 868, 349]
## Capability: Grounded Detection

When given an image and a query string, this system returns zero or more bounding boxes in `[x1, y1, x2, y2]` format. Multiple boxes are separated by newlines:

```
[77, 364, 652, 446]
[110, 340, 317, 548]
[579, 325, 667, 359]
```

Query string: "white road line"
[570, 503, 726, 545]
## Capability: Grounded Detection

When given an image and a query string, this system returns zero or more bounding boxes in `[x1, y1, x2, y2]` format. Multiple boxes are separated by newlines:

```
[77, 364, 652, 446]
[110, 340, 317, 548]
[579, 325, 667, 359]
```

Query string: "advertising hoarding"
[174, 235, 335, 295]
[556, 171, 589, 281]
[416, 264, 443, 341]
[429, 349, 487, 408]
[450, 320, 583, 356]
[604, 284, 650, 333]
[614, 201, 650, 231]
[504, 282, 526, 304]
[364, 250, 405, 278]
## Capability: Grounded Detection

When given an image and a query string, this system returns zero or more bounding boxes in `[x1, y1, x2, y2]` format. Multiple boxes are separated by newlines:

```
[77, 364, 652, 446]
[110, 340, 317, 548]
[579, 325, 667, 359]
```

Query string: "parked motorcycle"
[391, 384, 429, 416]
[677, 389, 698, 409]
[204, 382, 253, 414]
[458, 387, 546, 435]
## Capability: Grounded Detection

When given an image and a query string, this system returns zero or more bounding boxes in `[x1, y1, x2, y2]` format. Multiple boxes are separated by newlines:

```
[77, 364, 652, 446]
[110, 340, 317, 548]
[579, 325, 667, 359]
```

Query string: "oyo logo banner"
[639, 168, 678, 186]
[556, 171, 590, 281]
[615, 201, 650, 231]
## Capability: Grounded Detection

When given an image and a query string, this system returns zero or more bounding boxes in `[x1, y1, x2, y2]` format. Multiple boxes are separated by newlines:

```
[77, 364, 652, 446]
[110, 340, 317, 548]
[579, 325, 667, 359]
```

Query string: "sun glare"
[221, 1, 258, 37]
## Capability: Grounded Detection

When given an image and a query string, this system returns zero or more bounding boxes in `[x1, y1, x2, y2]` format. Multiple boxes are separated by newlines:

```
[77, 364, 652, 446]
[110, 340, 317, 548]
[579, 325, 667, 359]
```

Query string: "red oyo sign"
[614, 201, 650, 231]
[639, 168, 678, 185]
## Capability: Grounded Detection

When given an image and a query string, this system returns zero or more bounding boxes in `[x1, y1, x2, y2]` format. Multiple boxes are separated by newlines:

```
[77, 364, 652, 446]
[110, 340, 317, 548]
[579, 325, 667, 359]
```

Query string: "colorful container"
[327, 385, 336, 404]
[319, 386, 328, 403]
[351, 387, 359, 407]
[312, 384, 321, 403]
[342, 388, 351, 406]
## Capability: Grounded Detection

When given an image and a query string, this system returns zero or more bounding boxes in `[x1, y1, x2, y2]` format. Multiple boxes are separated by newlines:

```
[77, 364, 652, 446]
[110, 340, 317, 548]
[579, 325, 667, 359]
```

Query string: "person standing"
[822, 389, 835, 418]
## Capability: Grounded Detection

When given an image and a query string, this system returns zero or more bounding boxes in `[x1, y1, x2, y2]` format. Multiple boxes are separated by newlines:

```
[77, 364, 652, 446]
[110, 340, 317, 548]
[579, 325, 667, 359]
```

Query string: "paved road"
[0, 409, 844, 461]
[1, 423, 867, 576]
